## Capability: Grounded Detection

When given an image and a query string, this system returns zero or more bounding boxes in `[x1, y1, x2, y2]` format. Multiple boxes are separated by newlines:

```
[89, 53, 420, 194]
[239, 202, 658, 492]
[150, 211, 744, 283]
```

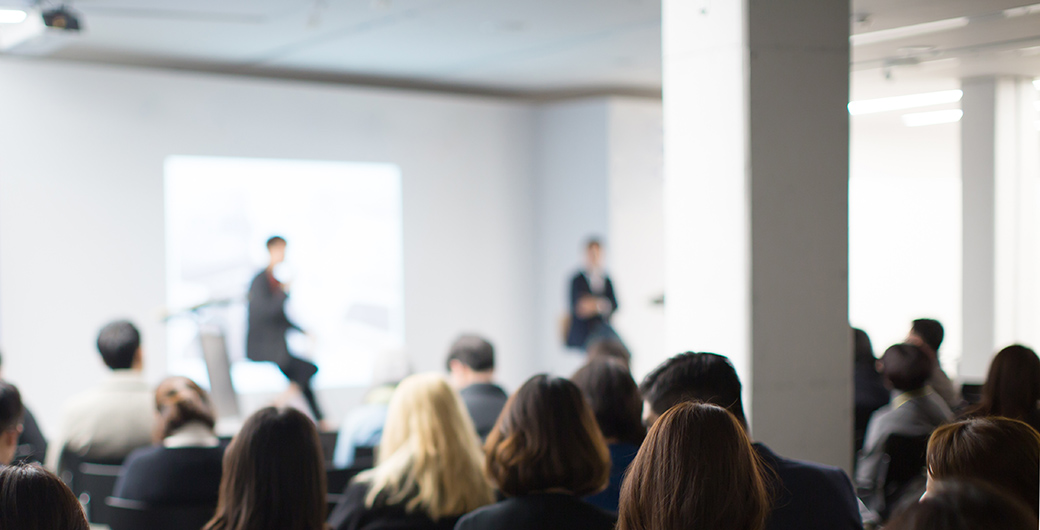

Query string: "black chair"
[961, 383, 984, 405]
[352, 446, 376, 469]
[107, 497, 216, 530]
[877, 433, 931, 520]
[59, 450, 124, 525]
[327, 466, 366, 513]
[319, 431, 339, 466]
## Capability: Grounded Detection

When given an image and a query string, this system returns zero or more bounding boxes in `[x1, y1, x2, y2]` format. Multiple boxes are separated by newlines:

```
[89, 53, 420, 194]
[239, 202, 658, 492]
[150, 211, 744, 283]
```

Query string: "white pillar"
[961, 77, 1040, 380]
[662, 0, 852, 469]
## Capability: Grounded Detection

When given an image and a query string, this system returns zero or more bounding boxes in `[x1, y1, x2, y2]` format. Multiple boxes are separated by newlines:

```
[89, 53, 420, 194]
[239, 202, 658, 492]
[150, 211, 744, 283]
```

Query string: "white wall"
[0, 58, 538, 437]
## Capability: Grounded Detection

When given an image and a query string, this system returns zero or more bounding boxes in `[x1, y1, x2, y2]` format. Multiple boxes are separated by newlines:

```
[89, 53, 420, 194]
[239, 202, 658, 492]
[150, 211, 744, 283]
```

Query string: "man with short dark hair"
[640, 352, 862, 530]
[446, 335, 508, 439]
[0, 350, 47, 464]
[0, 382, 24, 466]
[48, 320, 154, 467]
[907, 318, 960, 408]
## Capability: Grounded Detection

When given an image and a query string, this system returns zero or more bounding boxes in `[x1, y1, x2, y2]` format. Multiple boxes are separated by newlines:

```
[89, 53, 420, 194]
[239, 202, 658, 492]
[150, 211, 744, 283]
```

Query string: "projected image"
[164, 156, 404, 392]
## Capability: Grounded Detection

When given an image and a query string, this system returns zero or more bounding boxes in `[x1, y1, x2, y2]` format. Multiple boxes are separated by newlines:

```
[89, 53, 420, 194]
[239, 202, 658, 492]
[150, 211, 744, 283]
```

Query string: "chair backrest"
[319, 431, 338, 466]
[961, 383, 984, 405]
[353, 446, 376, 469]
[200, 328, 240, 419]
[107, 497, 216, 530]
[72, 459, 124, 525]
[879, 433, 931, 518]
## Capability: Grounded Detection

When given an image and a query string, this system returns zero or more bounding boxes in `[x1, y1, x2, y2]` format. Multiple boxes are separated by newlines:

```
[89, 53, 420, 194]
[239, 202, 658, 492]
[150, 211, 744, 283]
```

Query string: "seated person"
[456, 375, 616, 530]
[907, 319, 960, 409]
[446, 335, 508, 440]
[640, 352, 862, 530]
[856, 343, 954, 511]
[333, 350, 410, 469]
[0, 349, 47, 464]
[571, 359, 645, 512]
[963, 345, 1040, 431]
[48, 320, 154, 467]
[113, 376, 224, 505]
[0, 382, 24, 466]
[886, 480, 1037, 530]
[585, 339, 632, 370]
[0, 463, 89, 530]
[853, 328, 889, 453]
[328, 374, 494, 530]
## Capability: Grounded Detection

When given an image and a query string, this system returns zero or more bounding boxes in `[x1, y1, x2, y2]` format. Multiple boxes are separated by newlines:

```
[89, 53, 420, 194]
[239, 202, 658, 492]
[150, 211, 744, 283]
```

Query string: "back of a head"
[853, 328, 875, 364]
[617, 402, 770, 530]
[927, 417, 1040, 516]
[571, 360, 646, 446]
[973, 345, 1040, 421]
[154, 376, 217, 442]
[365, 373, 493, 520]
[881, 344, 932, 392]
[0, 463, 89, 530]
[911, 319, 944, 352]
[96, 320, 140, 370]
[205, 407, 326, 530]
[446, 335, 495, 372]
[886, 480, 1037, 530]
[639, 352, 747, 428]
[485, 374, 610, 497]
[0, 382, 23, 433]
[585, 339, 632, 369]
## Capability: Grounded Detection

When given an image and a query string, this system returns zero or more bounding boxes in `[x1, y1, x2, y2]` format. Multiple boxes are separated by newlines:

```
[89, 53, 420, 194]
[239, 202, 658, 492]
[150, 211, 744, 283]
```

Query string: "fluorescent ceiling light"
[0, 8, 27, 23]
[1004, 3, 1040, 17]
[848, 90, 962, 115]
[852, 17, 968, 46]
[902, 109, 963, 127]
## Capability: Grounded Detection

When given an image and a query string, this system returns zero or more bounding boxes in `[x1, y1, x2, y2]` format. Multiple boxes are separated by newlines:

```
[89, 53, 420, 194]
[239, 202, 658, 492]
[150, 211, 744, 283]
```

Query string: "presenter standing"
[247, 236, 324, 422]
[566, 238, 619, 350]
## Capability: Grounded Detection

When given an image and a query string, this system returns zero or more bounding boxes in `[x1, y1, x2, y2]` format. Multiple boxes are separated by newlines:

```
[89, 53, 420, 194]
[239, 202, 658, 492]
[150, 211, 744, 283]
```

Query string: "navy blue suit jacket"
[754, 443, 862, 530]
[565, 272, 618, 348]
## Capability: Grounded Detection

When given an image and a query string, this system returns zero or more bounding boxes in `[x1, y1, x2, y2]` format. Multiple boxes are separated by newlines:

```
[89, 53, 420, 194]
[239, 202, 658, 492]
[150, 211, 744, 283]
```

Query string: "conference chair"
[876, 434, 931, 520]
[106, 497, 216, 530]
[58, 450, 124, 525]
[326, 466, 366, 513]
[319, 430, 339, 466]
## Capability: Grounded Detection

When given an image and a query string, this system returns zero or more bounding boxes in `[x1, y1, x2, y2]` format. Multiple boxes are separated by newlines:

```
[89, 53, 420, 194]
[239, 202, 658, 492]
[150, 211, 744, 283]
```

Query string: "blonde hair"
[359, 373, 494, 520]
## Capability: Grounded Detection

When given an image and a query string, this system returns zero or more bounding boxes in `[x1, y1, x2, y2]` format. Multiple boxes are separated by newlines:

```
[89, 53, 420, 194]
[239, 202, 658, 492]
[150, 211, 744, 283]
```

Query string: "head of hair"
[0, 382, 23, 434]
[968, 345, 1040, 422]
[0, 464, 89, 530]
[912, 319, 944, 352]
[204, 407, 326, 530]
[853, 328, 875, 364]
[96, 320, 141, 370]
[445, 335, 495, 373]
[617, 402, 771, 530]
[359, 373, 493, 520]
[571, 360, 646, 446]
[880, 344, 932, 392]
[927, 417, 1040, 515]
[586, 237, 602, 250]
[153, 376, 216, 443]
[639, 352, 747, 428]
[266, 236, 286, 249]
[484, 374, 610, 497]
[885, 480, 1037, 530]
[585, 339, 631, 368]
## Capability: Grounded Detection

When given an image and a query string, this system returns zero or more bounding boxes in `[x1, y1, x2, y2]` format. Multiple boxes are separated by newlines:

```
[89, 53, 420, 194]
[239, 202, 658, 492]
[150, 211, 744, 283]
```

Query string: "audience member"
[204, 407, 326, 530]
[333, 349, 410, 469]
[0, 382, 24, 466]
[907, 319, 960, 409]
[570, 359, 645, 512]
[455, 375, 614, 530]
[329, 374, 494, 530]
[963, 345, 1040, 431]
[585, 339, 631, 369]
[925, 416, 1039, 516]
[48, 320, 154, 467]
[113, 376, 224, 505]
[640, 352, 861, 530]
[617, 402, 770, 530]
[885, 480, 1037, 530]
[853, 328, 889, 452]
[0, 349, 47, 464]
[446, 335, 509, 440]
[0, 463, 89, 530]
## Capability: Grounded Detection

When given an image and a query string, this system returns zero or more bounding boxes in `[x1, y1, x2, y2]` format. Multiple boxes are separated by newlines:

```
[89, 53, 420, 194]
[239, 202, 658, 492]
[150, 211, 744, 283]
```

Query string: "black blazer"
[246, 269, 301, 365]
[15, 407, 47, 464]
[112, 445, 225, 505]
[753, 444, 862, 530]
[454, 493, 616, 530]
[329, 481, 461, 530]
[565, 272, 618, 348]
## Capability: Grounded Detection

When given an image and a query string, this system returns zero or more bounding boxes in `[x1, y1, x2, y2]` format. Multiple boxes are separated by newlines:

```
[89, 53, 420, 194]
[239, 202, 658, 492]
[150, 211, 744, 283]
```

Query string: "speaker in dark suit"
[565, 238, 619, 349]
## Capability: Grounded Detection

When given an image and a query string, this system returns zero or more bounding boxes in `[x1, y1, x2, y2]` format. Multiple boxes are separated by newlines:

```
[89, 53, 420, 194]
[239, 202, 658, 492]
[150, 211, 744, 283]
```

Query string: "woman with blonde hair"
[328, 373, 494, 530]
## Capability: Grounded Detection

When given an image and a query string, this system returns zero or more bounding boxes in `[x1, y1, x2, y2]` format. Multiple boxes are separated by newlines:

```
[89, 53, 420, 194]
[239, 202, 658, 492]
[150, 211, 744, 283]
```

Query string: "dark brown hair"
[966, 345, 1040, 422]
[0, 382, 23, 433]
[640, 352, 747, 428]
[153, 376, 216, 442]
[571, 360, 646, 446]
[0, 463, 89, 530]
[484, 374, 610, 497]
[204, 407, 327, 530]
[618, 402, 770, 530]
[927, 417, 1040, 515]
[886, 479, 1037, 530]
[881, 344, 932, 392]
[585, 339, 631, 369]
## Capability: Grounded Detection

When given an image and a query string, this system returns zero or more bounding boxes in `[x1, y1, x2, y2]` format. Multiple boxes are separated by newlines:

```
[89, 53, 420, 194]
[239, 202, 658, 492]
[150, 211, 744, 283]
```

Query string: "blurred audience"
[456, 375, 614, 530]
[962, 345, 1040, 431]
[570, 359, 645, 512]
[48, 320, 154, 467]
[585, 339, 631, 370]
[113, 376, 224, 505]
[617, 402, 770, 530]
[885, 480, 1037, 530]
[906, 319, 960, 409]
[0, 382, 24, 466]
[333, 349, 411, 469]
[852, 328, 888, 452]
[328, 374, 493, 530]
[640, 352, 861, 530]
[446, 335, 509, 440]
[0, 463, 89, 530]
[0, 349, 47, 464]
[204, 407, 326, 530]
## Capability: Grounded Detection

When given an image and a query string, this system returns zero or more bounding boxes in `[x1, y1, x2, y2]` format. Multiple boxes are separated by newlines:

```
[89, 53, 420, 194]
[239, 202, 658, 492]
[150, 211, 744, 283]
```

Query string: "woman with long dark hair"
[963, 345, 1040, 431]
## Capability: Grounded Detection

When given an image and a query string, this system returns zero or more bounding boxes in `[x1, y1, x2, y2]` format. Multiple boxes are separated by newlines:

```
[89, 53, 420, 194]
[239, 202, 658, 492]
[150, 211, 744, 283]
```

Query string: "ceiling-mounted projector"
[42, 6, 82, 31]
[0, 5, 82, 55]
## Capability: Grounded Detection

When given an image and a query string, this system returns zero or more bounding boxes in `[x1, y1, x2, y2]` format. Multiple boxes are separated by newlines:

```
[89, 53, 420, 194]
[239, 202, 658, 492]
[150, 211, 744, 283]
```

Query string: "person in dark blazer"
[566, 238, 619, 349]
[0, 350, 46, 464]
[854, 328, 889, 453]
[446, 335, 509, 440]
[247, 236, 323, 421]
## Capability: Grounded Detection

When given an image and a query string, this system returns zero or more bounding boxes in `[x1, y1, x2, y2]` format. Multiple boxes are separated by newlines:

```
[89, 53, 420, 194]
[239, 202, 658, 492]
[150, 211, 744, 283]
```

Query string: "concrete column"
[960, 77, 1040, 380]
[662, 0, 852, 469]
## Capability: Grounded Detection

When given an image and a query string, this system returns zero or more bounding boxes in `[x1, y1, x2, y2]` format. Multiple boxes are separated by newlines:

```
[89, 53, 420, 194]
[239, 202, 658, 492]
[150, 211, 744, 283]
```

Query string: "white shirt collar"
[163, 422, 220, 448]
